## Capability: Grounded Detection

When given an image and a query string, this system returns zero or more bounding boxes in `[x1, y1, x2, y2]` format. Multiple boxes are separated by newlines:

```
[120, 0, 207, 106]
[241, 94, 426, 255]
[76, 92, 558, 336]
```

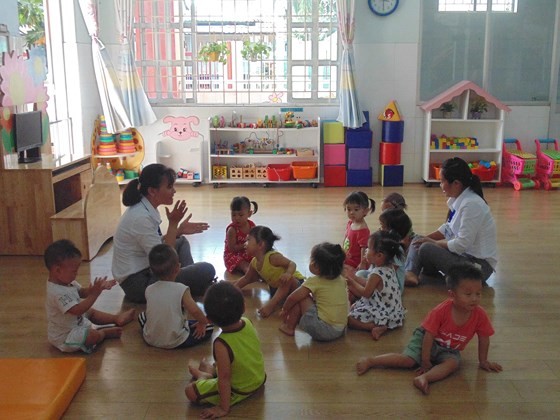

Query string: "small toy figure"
[219, 116, 226, 128]
[284, 111, 295, 128]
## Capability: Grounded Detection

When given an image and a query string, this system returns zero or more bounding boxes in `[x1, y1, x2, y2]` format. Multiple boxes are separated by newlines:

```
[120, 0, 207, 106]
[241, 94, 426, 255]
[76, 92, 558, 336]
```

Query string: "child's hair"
[149, 244, 179, 279]
[249, 225, 280, 253]
[230, 196, 258, 214]
[446, 263, 483, 290]
[44, 239, 82, 269]
[310, 242, 346, 280]
[369, 230, 403, 263]
[343, 191, 376, 214]
[122, 163, 176, 207]
[382, 192, 407, 210]
[204, 281, 244, 327]
[379, 208, 412, 240]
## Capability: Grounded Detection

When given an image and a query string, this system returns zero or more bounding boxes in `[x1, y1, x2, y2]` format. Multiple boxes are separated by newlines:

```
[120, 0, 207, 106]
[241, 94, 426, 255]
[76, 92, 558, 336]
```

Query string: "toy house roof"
[420, 80, 511, 113]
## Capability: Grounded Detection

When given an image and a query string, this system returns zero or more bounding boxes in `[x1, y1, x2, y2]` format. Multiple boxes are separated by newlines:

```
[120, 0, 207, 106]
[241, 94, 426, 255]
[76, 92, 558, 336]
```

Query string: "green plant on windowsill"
[469, 98, 488, 119]
[198, 41, 230, 64]
[439, 101, 456, 118]
[241, 40, 271, 62]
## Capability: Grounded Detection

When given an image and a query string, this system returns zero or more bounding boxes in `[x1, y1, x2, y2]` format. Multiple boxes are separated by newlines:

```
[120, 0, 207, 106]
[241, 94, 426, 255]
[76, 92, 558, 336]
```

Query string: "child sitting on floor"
[45, 239, 135, 353]
[347, 231, 406, 340]
[224, 196, 258, 274]
[185, 282, 266, 418]
[234, 226, 305, 318]
[356, 263, 502, 394]
[279, 242, 349, 341]
[138, 244, 214, 349]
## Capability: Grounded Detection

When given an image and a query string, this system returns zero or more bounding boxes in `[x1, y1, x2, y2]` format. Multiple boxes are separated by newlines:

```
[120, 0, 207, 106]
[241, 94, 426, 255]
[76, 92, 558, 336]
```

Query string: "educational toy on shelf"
[208, 113, 320, 187]
[501, 139, 538, 190]
[534, 138, 560, 190]
[91, 115, 145, 184]
[430, 135, 478, 150]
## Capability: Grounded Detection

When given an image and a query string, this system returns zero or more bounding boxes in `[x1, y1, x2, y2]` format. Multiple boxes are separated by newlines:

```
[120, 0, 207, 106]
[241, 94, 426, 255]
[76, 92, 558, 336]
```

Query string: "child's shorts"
[298, 304, 346, 342]
[193, 378, 261, 407]
[58, 325, 95, 353]
[402, 327, 461, 365]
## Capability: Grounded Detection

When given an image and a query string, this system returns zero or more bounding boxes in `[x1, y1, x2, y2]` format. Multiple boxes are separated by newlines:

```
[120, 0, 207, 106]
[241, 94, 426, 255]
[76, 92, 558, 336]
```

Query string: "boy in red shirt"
[356, 262, 502, 394]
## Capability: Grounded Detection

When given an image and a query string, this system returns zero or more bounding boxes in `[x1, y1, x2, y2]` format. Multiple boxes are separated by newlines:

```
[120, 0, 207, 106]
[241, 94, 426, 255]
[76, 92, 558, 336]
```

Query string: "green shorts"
[403, 327, 461, 366]
[193, 378, 264, 407]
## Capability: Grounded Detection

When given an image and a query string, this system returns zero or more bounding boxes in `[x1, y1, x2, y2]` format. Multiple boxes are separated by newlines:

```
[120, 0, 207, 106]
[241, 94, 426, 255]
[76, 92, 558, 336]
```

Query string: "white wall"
[69, 0, 554, 182]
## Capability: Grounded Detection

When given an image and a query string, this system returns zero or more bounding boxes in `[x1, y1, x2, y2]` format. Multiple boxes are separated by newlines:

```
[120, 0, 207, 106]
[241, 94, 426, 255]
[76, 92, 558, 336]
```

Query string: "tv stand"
[0, 153, 92, 255]
[18, 147, 42, 164]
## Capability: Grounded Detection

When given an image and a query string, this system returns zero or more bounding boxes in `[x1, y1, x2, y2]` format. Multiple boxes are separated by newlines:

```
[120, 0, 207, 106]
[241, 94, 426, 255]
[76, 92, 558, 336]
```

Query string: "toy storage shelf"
[422, 90, 505, 185]
[208, 121, 321, 187]
[156, 138, 203, 186]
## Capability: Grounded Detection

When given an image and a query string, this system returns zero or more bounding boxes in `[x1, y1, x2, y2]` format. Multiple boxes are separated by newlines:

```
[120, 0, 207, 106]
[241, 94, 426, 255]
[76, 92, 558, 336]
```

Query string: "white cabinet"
[208, 120, 321, 187]
[421, 82, 509, 185]
[156, 138, 203, 186]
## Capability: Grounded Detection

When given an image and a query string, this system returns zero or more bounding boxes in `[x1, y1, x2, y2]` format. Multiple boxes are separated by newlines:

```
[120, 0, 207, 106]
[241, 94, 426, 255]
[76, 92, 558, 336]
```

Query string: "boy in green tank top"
[185, 282, 266, 418]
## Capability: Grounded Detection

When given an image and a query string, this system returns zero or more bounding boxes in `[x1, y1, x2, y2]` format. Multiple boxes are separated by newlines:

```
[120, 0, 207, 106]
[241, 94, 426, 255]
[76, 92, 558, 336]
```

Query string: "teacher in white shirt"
[405, 157, 497, 286]
[112, 164, 215, 303]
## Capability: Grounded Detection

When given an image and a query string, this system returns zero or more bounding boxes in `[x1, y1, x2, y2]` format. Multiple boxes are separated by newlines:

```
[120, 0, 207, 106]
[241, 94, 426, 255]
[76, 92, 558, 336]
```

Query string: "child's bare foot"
[188, 365, 203, 380]
[413, 375, 430, 394]
[278, 323, 295, 336]
[116, 309, 136, 326]
[257, 304, 274, 318]
[371, 326, 388, 340]
[102, 326, 123, 339]
[198, 358, 214, 375]
[405, 271, 419, 287]
[356, 357, 373, 376]
[189, 361, 214, 381]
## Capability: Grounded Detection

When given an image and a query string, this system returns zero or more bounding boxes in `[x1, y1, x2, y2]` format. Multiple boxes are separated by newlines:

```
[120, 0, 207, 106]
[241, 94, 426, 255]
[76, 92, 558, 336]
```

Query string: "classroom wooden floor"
[1, 183, 560, 419]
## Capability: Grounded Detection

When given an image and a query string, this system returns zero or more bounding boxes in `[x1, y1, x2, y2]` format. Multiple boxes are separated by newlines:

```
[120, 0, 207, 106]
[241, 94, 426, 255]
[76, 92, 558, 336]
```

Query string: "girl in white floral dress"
[347, 230, 405, 340]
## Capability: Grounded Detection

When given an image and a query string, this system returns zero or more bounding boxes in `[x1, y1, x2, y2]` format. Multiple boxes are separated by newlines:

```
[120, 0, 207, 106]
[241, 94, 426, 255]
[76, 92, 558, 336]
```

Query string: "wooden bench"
[51, 165, 121, 260]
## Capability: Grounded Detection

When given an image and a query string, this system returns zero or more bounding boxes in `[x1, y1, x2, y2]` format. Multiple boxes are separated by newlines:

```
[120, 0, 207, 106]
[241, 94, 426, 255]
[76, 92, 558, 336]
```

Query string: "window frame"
[132, 0, 339, 106]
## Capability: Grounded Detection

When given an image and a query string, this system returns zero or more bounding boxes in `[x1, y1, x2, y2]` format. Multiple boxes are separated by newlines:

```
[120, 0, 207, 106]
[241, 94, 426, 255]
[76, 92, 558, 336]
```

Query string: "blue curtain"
[336, 0, 363, 129]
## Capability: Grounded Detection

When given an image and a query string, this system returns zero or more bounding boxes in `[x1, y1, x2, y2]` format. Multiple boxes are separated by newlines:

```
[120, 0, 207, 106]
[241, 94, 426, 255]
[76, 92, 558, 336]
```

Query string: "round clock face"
[368, 0, 399, 16]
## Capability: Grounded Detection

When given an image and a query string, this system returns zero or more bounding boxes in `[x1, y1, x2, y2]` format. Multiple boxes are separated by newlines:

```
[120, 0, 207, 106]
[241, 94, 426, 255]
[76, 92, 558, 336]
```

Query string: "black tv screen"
[14, 110, 43, 163]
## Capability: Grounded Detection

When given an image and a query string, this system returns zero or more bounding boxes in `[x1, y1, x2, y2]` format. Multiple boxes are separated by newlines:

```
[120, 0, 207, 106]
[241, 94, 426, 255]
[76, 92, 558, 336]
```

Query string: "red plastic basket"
[266, 164, 292, 181]
[471, 165, 497, 181]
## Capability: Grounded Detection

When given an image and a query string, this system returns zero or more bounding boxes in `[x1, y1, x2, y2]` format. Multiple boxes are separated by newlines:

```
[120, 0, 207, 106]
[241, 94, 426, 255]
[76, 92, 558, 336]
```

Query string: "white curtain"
[336, 0, 363, 128]
[115, 0, 156, 128]
[78, 0, 155, 133]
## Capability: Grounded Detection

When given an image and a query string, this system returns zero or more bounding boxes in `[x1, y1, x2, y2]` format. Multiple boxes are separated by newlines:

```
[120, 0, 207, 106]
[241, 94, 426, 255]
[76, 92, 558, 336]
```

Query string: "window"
[420, 0, 554, 102]
[133, 0, 338, 105]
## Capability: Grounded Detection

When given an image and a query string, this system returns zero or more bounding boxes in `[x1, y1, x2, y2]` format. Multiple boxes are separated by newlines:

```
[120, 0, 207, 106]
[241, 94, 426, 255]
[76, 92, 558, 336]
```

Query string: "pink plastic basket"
[506, 151, 536, 175]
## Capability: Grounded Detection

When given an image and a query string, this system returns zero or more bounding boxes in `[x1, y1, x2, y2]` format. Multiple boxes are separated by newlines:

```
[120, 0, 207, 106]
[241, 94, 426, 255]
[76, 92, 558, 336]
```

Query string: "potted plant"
[469, 98, 488, 119]
[198, 41, 230, 64]
[241, 40, 271, 61]
[439, 101, 456, 118]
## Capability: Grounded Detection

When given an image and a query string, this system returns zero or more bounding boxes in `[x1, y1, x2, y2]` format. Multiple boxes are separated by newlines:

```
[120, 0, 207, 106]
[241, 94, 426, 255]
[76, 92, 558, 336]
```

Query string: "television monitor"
[14, 110, 43, 163]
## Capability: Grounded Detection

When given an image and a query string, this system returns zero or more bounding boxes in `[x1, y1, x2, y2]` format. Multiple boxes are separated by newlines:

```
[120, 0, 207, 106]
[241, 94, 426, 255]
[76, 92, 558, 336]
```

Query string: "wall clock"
[368, 0, 399, 16]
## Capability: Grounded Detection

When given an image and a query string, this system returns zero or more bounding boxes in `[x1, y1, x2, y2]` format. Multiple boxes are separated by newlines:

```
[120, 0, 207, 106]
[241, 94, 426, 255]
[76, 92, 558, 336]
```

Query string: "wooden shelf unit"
[0, 154, 92, 255]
